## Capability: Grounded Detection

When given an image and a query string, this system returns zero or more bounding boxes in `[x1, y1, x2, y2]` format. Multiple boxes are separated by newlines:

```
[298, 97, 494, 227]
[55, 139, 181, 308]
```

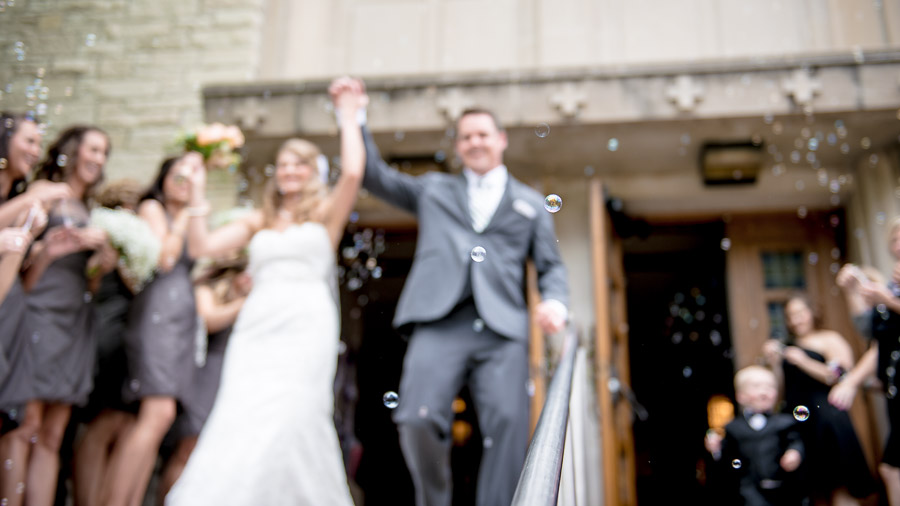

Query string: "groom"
[330, 78, 569, 506]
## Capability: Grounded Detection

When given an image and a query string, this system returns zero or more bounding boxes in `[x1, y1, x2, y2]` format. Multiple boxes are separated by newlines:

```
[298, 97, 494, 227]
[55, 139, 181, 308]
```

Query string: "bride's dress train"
[167, 223, 354, 505]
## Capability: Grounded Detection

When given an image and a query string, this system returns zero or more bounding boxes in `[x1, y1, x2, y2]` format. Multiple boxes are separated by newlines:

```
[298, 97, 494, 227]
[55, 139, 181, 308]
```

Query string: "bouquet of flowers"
[90, 207, 161, 292]
[177, 122, 245, 171]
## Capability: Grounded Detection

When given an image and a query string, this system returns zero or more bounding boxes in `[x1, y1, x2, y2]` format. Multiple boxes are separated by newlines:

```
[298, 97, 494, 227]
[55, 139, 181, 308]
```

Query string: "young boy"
[705, 365, 805, 505]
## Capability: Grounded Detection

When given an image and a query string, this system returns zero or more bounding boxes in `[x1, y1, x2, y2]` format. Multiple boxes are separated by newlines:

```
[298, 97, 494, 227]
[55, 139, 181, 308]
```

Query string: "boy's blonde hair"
[734, 365, 776, 394]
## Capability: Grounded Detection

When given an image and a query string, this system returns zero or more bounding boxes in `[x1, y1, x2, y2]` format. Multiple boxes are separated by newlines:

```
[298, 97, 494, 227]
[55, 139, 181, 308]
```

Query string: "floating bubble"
[534, 123, 550, 138]
[808, 252, 818, 265]
[371, 266, 383, 279]
[720, 238, 731, 251]
[731, 459, 742, 469]
[382, 391, 399, 409]
[434, 150, 446, 163]
[543, 194, 562, 213]
[14, 483, 22, 495]
[792, 405, 810, 421]
[56, 154, 67, 167]
[483, 437, 494, 449]
[861, 137, 872, 149]
[470, 246, 486, 263]
[3, 460, 11, 470]
[607, 138, 619, 152]
[877, 212, 887, 225]
[797, 206, 808, 219]
[151, 312, 161, 324]
[790, 151, 801, 164]
[129, 379, 140, 392]
[772, 121, 783, 135]
[473, 318, 484, 332]
[85, 33, 97, 47]
[840, 143, 850, 154]
[417, 405, 428, 418]
[827, 133, 837, 145]
[807, 138, 818, 151]
[0, 159, 6, 170]
[870, 154, 880, 165]
[682, 366, 692, 378]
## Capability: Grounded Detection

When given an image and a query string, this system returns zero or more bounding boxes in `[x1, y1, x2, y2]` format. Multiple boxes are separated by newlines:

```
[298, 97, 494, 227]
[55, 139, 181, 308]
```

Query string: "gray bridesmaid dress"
[24, 200, 96, 405]
[122, 229, 196, 405]
[175, 325, 232, 437]
[0, 193, 36, 412]
[0, 279, 36, 411]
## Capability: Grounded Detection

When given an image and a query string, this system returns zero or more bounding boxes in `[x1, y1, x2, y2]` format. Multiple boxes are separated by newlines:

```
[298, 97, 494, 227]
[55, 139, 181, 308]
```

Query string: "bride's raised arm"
[186, 160, 260, 259]
[320, 79, 368, 249]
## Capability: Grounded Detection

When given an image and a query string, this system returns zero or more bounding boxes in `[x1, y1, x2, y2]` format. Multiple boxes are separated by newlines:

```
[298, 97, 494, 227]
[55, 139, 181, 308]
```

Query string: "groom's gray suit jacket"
[361, 127, 569, 340]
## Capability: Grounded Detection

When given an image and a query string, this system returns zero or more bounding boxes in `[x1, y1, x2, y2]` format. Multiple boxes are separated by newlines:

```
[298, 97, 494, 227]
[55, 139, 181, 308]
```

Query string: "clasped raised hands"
[328, 77, 369, 114]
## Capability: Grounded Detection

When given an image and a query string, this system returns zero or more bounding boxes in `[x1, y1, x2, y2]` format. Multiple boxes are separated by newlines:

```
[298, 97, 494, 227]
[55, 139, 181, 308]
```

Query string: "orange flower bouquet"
[178, 123, 245, 171]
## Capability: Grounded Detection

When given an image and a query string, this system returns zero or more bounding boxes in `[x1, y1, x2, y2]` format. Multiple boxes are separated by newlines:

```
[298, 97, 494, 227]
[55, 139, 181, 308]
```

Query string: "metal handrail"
[511, 329, 580, 506]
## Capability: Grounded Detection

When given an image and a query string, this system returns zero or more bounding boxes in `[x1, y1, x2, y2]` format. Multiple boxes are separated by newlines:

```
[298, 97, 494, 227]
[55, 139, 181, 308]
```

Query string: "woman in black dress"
[5, 126, 116, 506]
[101, 153, 203, 506]
[764, 296, 877, 505]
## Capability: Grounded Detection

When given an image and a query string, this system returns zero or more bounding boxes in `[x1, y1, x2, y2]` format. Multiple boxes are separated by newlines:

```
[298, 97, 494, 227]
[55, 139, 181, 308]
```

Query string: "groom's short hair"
[455, 108, 504, 135]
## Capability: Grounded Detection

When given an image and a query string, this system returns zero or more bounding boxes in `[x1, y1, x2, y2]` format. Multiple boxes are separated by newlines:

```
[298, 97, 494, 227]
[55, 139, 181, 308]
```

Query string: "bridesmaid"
[6, 125, 116, 506]
[0, 112, 70, 229]
[157, 257, 251, 502]
[763, 296, 877, 505]
[72, 180, 144, 506]
[101, 153, 203, 506]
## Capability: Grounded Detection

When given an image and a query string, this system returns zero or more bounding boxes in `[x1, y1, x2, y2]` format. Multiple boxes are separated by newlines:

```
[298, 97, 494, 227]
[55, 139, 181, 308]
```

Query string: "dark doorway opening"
[624, 221, 736, 505]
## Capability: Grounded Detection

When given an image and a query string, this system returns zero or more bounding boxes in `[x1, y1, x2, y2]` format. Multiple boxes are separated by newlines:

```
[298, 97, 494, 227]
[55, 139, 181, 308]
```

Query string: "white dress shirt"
[464, 165, 508, 233]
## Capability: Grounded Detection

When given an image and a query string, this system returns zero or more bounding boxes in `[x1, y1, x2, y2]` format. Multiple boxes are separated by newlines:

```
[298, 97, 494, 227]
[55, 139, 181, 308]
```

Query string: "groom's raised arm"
[361, 126, 426, 215]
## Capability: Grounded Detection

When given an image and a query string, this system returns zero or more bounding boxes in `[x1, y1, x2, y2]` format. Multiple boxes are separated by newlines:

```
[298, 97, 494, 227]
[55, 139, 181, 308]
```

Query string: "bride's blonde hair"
[261, 138, 328, 228]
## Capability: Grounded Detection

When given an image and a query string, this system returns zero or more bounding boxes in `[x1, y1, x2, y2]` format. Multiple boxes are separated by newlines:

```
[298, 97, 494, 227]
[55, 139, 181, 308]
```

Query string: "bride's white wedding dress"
[167, 222, 354, 505]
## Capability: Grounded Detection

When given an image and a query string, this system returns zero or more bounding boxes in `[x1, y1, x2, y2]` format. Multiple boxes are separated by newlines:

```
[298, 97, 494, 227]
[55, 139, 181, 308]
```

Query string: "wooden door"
[591, 180, 637, 506]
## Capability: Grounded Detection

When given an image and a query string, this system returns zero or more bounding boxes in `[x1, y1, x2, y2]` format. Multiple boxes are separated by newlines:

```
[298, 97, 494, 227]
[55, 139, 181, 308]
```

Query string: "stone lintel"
[204, 56, 900, 139]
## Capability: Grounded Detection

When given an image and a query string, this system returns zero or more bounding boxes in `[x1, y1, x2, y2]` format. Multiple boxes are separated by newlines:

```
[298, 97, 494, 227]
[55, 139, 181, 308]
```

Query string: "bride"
[166, 83, 367, 504]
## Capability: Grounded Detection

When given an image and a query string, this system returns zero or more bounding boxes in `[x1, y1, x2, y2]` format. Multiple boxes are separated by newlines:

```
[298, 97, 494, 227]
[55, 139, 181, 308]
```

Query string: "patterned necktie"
[469, 179, 492, 233]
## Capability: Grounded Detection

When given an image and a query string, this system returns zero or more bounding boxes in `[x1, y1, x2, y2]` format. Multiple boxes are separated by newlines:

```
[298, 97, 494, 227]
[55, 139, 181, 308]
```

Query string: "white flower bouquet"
[90, 207, 161, 292]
